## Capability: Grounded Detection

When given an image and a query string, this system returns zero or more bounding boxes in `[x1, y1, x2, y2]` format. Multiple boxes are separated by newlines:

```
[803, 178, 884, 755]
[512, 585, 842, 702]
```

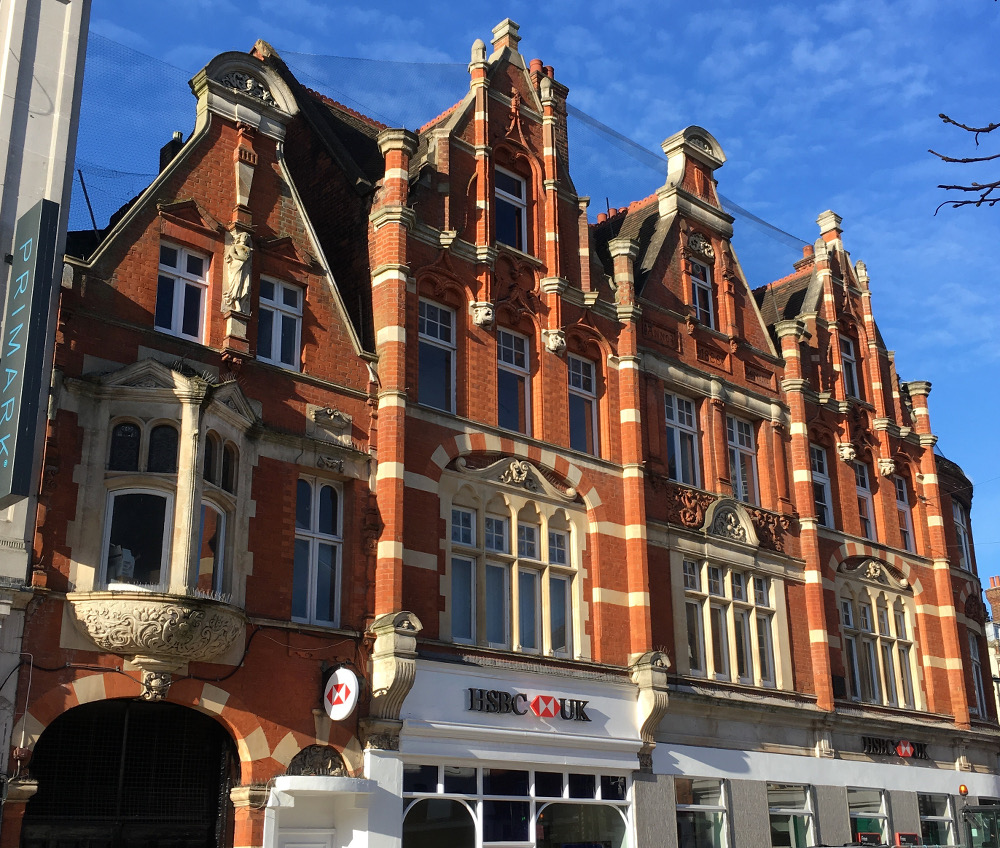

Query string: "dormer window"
[495, 168, 527, 252]
[690, 260, 714, 328]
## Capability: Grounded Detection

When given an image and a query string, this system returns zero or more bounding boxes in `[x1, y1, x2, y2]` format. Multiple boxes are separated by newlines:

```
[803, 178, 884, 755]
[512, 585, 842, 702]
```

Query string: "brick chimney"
[986, 576, 1000, 622]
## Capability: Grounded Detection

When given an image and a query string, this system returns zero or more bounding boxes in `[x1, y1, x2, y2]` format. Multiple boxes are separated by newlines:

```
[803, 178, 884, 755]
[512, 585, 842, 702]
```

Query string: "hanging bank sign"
[0, 199, 59, 508]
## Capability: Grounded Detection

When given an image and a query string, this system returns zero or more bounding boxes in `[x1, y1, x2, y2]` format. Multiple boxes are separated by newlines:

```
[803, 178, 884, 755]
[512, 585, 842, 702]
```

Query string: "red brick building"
[3, 19, 996, 848]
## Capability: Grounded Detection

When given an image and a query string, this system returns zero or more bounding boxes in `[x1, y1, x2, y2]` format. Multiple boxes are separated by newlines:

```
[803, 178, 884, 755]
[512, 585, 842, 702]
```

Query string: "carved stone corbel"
[836, 442, 856, 462]
[629, 650, 670, 772]
[542, 329, 566, 354]
[471, 302, 495, 327]
[360, 610, 422, 751]
[878, 457, 896, 478]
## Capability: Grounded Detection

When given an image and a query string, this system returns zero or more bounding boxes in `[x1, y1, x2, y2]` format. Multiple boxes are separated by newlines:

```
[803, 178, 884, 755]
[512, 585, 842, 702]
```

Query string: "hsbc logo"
[862, 736, 928, 759]
[467, 688, 592, 722]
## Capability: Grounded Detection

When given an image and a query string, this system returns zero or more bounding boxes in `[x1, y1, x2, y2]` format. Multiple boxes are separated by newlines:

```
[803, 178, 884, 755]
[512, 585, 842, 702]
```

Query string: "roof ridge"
[302, 86, 388, 130]
[418, 99, 463, 133]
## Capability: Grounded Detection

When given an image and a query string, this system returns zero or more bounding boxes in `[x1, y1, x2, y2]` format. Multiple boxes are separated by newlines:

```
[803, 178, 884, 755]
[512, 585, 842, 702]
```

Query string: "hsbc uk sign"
[862, 736, 928, 759]
[467, 687, 592, 722]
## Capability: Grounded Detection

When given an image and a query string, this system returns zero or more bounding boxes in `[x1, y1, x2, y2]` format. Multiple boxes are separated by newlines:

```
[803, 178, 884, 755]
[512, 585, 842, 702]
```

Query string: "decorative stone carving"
[659, 481, 716, 528]
[688, 232, 715, 261]
[360, 611, 422, 751]
[499, 460, 538, 491]
[317, 456, 345, 472]
[140, 666, 174, 701]
[313, 408, 352, 431]
[454, 455, 577, 501]
[630, 651, 670, 773]
[542, 329, 566, 354]
[838, 557, 909, 591]
[709, 507, 747, 542]
[471, 302, 494, 327]
[965, 593, 987, 625]
[837, 442, 857, 462]
[218, 70, 275, 104]
[745, 507, 793, 553]
[689, 135, 713, 154]
[878, 458, 896, 478]
[66, 592, 246, 664]
[286, 745, 347, 776]
[223, 231, 253, 315]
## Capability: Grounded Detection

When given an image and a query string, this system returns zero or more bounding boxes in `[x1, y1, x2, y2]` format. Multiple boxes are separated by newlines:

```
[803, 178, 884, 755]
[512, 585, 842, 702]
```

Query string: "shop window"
[495, 167, 527, 252]
[840, 589, 916, 708]
[767, 783, 813, 848]
[568, 355, 598, 456]
[841, 336, 862, 399]
[676, 777, 727, 848]
[690, 260, 715, 328]
[418, 299, 455, 413]
[682, 560, 776, 687]
[156, 242, 208, 342]
[497, 329, 530, 434]
[970, 631, 988, 717]
[894, 474, 914, 553]
[292, 478, 342, 627]
[726, 415, 759, 505]
[810, 444, 832, 528]
[855, 461, 875, 541]
[257, 278, 302, 370]
[665, 392, 699, 486]
[848, 787, 889, 844]
[919, 793, 956, 846]
[448, 495, 578, 657]
[953, 499, 973, 571]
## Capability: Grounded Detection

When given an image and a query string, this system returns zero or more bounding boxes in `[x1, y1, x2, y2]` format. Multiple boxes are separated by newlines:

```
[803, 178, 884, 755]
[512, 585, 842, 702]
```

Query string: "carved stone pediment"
[210, 381, 259, 428]
[157, 199, 223, 237]
[838, 557, 909, 591]
[454, 456, 577, 502]
[286, 745, 347, 777]
[703, 499, 759, 547]
[307, 405, 353, 448]
[100, 359, 193, 392]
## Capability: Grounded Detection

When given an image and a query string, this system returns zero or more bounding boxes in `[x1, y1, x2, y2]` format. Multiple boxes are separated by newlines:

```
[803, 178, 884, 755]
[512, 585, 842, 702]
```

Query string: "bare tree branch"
[933, 179, 1000, 214]
[929, 148, 1000, 164]
[938, 113, 1000, 146]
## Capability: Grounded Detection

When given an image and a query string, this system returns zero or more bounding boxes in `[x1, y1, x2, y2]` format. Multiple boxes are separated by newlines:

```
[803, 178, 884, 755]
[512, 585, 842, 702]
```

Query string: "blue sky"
[85, 1, 1000, 579]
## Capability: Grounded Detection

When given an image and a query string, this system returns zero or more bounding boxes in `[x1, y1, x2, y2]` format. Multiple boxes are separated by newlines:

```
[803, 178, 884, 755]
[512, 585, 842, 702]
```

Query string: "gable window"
[257, 278, 302, 370]
[855, 461, 875, 541]
[894, 474, 914, 553]
[156, 243, 208, 342]
[665, 393, 699, 486]
[497, 329, 530, 434]
[448, 493, 578, 658]
[495, 167, 527, 252]
[568, 355, 598, 456]
[841, 336, 862, 399]
[810, 444, 832, 528]
[727, 415, 759, 505]
[418, 299, 455, 413]
[953, 499, 973, 571]
[690, 260, 714, 328]
[293, 478, 342, 627]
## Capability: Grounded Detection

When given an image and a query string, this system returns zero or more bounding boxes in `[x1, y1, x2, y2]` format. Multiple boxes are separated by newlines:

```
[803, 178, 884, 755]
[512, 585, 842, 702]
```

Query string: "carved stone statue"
[224, 231, 253, 315]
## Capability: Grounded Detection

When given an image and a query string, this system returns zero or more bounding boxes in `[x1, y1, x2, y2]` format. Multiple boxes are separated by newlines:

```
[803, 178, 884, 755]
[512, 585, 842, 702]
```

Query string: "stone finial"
[470, 38, 487, 66]
[817, 209, 843, 236]
[491, 19, 521, 53]
[855, 260, 869, 286]
[904, 380, 932, 398]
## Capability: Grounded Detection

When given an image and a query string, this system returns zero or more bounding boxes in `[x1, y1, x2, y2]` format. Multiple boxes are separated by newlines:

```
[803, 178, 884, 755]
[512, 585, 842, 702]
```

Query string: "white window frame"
[727, 415, 759, 505]
[102, 488, 174, 590]
[257, 278, 303, 370]
[495, 166, 527, 252]
[953, 499, 973, 571]
[568, 354, 599, 456]
[417, 299, 456, 413]
[767, 783, 814, 848]
[894, 474, 914, 552]
[497, 328, 531, 435]
[690, 259, 715, 329]
[918, 793, 956, 846]
[810, 444, 832, 528]
[292, 477, 343, 628]
[848, 787, 890, 845]
[840, 592, 917, 708]
[841, 336, 861, 399]
[970, 631, 988, 717]
[854, 461, 875, 541]
[665, 392, 700, 487]
[156, 242, 209, 342]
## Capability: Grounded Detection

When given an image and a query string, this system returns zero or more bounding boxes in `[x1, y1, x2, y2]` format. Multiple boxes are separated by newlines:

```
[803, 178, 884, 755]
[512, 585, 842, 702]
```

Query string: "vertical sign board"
[0, 199, 59, 509]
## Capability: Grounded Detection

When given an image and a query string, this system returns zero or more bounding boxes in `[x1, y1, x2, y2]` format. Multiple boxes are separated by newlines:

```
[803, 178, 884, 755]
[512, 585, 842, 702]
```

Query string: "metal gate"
[20, 699, 236, 848]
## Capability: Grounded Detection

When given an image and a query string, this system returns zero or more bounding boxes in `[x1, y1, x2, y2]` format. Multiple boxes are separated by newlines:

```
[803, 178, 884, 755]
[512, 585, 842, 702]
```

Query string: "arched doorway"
[402, 798, 476, 848]
[21, 699, 237, 848]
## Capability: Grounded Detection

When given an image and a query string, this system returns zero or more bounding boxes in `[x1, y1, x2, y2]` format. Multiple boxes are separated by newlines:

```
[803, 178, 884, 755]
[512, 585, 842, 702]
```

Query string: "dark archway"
[21, 699, 237, 848]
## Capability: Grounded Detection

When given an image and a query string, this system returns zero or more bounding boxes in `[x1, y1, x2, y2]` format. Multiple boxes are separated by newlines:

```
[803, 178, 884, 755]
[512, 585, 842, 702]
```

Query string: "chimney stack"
[986, 576, 1000, 623]
[159, 131, 184, 173]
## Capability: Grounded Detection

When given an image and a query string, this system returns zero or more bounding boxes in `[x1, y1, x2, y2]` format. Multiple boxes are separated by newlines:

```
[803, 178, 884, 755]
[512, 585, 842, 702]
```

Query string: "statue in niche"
[224, 231, 253, 315]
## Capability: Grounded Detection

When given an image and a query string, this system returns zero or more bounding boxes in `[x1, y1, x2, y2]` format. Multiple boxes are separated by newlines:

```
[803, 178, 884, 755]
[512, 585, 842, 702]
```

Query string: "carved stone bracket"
[630, 651, 670, 773]
[542, 329, 566, 354]
[361, 611, 422, 751]
[471, 301, 495, 327]
[878, 457, 896, 478]
[836, 442, 857, 462]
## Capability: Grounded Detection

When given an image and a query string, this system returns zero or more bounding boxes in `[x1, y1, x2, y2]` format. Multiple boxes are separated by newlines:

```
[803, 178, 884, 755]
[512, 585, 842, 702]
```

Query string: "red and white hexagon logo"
[323, 667, 359, 721]
[530, 694, 559, 718]
[896, 740, 914, 758]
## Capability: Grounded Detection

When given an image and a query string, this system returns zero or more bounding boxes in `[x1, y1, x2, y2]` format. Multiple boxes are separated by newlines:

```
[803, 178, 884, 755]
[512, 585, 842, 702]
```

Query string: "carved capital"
[630, 651, 671, 772]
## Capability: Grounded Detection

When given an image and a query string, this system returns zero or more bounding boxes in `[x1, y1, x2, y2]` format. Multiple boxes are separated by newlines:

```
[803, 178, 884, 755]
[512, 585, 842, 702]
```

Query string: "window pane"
[403, 763, 438, 793]
[185, 253, 204, 277]
[280, 313, 297, 365]
[483, 800, 529, 842]
[318, 484, 338, 536]
[518, 569, 538, 650]
[109, 423, 140, 471]
[314, 542, 338, 624]
[568, 393, 595, 453]
[710, 605, 729, 677]
[495, 198, 523, 250]
[568, 773, 596, 799]
[451, 558, 474, 641]
[292, 538, 310, 620]
[686, 602, 704, 672]
[181, 282, 202, 337]
[155, 276, 174, 329]
[498, 368, 527, 432]
[548, 531, 567, 564]
[443, 766, 476, 794]
[495, 170, 523, 198]
[222, 445, 237, 493]
[196, 505, 224, 594]
[677, 810, 726, 848]
[418, 342, 452, 412]
[282, 285, 299, 308]
[257, 308, 274, 359]
[483, 768, 528, 796]
[452, 509, 474, 546]
[259, 279, 275, 302]
[517, 524, 538, 558]
[296, 479, 312, 530]
[159, 245, 178, 268]
[535, 771, 563, 798]
[485, 563, 508, 645]
[550, 574, 569, 653]
[147, 425, 178, 473]
[675, 777, 723, 806]
[107, 493, 167, 586]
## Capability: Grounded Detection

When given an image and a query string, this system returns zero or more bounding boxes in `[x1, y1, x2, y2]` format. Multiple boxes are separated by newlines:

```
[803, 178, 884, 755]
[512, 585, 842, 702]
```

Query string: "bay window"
[104, 490, 172, 587]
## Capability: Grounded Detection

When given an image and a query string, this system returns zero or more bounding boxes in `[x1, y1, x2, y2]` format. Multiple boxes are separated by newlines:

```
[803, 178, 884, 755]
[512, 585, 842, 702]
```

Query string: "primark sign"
[0, 200, 59, 508]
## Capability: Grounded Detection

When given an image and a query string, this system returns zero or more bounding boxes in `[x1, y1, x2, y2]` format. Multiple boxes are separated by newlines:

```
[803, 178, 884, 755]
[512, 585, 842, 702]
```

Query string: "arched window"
[203, 431, 219, 483]
[108, 422, 141, 471]
[196, 502, 226, 596]
[147, 424, 178, 473]
[222, 443, 238, 493]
